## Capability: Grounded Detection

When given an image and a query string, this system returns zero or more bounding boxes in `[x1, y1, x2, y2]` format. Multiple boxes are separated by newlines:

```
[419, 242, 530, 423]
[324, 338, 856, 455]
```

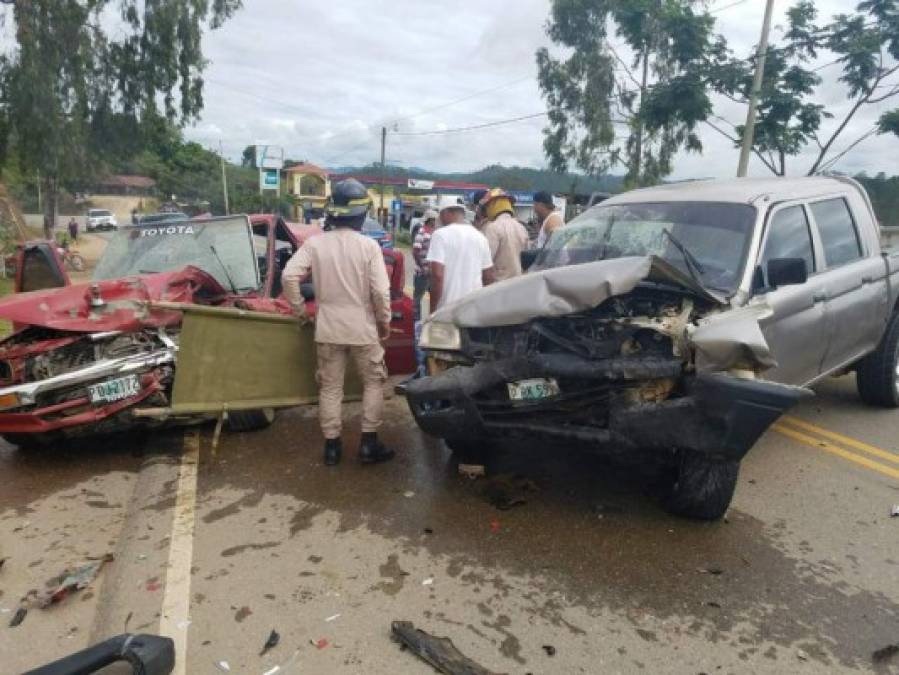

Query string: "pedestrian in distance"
[426, 202, 495, 311]
[412, 209, 438, 320]
[481, 188, 529, 282]
[533, 191, 564, 249]
[67, 217, 78, 242]
[281, 178, 396, 467]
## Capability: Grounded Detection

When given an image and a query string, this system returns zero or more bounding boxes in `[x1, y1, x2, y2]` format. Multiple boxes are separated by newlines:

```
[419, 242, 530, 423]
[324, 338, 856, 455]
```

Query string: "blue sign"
[260, 169, 279, 190]
[391, 199, 402, 212]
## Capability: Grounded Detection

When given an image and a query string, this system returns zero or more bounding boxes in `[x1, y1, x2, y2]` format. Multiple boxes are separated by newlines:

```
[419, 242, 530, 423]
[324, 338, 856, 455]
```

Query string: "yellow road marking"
[772, 423, 899, 481]
[159, 430, 200, 675]
[780, 415, 899, 466]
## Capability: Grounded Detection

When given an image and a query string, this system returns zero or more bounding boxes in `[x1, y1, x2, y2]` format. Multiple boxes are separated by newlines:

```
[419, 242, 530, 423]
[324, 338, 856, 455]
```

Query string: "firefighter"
[481, 188, 529, 282]
[281, 178, 395, 467]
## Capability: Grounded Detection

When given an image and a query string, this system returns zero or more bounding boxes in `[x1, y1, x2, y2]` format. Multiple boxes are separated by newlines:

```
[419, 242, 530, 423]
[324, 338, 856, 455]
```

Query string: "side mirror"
[767, 257, 807, 288]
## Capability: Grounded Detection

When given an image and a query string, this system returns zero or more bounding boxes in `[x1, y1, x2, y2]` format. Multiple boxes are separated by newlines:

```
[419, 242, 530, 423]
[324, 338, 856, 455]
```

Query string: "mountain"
[327, 163, 624, 195]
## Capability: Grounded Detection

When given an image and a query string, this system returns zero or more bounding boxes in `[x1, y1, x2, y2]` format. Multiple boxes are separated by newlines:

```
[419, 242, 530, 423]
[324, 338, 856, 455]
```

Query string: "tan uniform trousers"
[316, 342, 387, 439]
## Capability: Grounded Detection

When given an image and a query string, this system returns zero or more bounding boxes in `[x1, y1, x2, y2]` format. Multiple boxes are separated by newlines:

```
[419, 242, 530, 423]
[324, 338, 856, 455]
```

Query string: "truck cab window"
[760, 205, 815, 285]
[810, 198, 862, 268]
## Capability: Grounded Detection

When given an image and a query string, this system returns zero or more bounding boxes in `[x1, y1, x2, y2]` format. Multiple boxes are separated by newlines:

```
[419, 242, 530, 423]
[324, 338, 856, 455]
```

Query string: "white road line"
[159, 430, 200, 675]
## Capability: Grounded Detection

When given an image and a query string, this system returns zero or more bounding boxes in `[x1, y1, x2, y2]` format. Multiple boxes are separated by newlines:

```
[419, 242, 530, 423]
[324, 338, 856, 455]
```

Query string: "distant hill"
[328, 163, 624, 195]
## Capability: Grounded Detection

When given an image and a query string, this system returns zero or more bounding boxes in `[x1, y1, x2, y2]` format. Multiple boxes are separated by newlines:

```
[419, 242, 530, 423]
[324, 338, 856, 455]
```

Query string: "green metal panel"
[168, 304, 360, 414]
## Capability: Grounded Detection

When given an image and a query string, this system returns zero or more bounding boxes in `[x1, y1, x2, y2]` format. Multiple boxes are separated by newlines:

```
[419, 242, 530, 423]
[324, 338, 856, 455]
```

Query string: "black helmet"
[326, 178, 371, 229]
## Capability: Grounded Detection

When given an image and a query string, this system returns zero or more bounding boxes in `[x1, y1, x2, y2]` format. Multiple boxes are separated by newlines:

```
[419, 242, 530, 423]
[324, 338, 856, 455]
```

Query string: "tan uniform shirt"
[282, 228, 391, 345]
[483, 213, 529, 282]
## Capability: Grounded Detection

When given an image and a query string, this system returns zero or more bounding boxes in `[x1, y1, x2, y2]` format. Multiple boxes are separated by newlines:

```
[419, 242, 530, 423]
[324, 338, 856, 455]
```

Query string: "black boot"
[359, 432, 395, 464]
[323, 438, 342, 466]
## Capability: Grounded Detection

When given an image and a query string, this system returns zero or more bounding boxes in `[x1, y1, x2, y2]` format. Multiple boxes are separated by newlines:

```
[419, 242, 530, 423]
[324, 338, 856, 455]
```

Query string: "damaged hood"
[0, 267, 225, 333]
[431, 255, 724, 328]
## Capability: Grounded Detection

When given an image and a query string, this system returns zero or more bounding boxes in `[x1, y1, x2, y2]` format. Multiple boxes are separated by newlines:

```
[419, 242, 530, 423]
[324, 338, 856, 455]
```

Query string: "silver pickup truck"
[407, 177, 899, 520]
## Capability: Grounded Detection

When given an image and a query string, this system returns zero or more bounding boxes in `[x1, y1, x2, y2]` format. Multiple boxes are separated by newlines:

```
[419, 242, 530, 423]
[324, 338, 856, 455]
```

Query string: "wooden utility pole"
[219, 141, 230, 215]
[379, 126, 387, 226]
[737, 0, 776, 177]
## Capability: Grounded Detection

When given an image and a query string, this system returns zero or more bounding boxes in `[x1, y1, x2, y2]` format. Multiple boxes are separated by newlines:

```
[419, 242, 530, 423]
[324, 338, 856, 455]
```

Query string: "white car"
[86, 209, 118, 232]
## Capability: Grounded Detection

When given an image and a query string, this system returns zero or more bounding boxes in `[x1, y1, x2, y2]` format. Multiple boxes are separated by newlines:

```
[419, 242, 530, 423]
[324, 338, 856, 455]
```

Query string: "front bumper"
[0, 349, 175, 434]
[406, 355, 804, 462]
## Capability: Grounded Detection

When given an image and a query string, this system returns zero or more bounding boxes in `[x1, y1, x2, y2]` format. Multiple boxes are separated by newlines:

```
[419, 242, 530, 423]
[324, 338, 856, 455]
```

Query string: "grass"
[0, 275, 14, 338]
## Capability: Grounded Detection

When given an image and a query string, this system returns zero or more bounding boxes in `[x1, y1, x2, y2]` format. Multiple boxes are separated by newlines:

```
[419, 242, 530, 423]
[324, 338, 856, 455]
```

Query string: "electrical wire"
[709, 0, 749, 14]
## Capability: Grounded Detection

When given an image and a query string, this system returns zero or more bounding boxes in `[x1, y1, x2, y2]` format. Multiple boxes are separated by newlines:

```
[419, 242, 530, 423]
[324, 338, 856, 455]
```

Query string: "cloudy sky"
[187, 0, 899, 179]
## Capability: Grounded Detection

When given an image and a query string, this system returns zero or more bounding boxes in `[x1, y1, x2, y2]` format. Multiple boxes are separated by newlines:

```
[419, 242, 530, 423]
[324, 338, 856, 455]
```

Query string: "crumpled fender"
[687, 303, 777, 373]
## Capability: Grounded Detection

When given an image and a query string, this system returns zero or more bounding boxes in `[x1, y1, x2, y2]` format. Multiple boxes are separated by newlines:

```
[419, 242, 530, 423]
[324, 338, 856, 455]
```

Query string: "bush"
[395, 231, 412, 247]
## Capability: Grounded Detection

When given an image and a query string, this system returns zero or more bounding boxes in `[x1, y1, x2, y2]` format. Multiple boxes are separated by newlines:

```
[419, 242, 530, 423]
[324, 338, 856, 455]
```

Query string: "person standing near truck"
[481, 188, 529, 281]
[426, 203, 495, 310]
[281, 178, 396, 467]
[533, 191, 563, 248]
[412, 209, 437, 319]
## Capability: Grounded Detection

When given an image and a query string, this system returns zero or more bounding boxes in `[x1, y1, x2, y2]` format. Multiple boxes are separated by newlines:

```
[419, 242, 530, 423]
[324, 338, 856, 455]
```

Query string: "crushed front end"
[407, 287, 802, 462]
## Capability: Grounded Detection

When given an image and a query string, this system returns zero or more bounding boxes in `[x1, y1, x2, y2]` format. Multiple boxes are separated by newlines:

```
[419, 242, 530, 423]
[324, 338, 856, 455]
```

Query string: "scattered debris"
[325, 613, 341, 622]
[124, 610, 133, 631]
[234, 606, 252, 622]
[797, 649, 808, 661]
[697, 566, 724, 576]
[259, 629, 280, 656]
[9, 607, 26, 627]
[215, 660, 231, 672]
[0, 557, 6, 570]
[262, 649, 300, 675]
[705, 601, 722, 609]
[146, 580, 161, 592]
[422, 578, 434, 586]
[404, 491, 416, 498]
[423, 528, 434, 535]
[458, 463, 486, 479]
[311, 638, 329, 650]
[483, 475, 537, 511]
[39, 554, 114, 608]
[542, 645, 556, 657]
[891, 504, 899, 517]
[391, 620, 506, 675]
[873, 643, 899, 663]
[490, 520, 501, 534]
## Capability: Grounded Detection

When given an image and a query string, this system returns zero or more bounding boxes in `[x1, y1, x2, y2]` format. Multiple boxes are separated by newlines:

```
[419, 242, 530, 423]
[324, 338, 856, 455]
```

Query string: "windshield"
[93, 216, 259, 292]
[533, 201, 757, 293]
[89, 210, 110, 217]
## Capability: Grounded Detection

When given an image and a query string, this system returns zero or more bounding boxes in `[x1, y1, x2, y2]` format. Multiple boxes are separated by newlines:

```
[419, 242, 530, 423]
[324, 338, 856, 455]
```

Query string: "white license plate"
[507, 378, 560, 402]
[88, 374, 141, 404]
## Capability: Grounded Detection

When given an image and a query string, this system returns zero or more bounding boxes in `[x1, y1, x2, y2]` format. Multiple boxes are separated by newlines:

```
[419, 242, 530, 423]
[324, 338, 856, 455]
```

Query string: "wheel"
[660, 451, 739, 520]
[856, 311, 899, 407]
[227, 408, 276, 432]
[67, 254, 85, 272]
[2, 433, 48, 449]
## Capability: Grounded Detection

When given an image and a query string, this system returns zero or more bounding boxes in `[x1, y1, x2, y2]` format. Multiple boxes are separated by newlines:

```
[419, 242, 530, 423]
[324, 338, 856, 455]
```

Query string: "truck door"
[810, 197, 887, 373]
[754, 204, 829, 386]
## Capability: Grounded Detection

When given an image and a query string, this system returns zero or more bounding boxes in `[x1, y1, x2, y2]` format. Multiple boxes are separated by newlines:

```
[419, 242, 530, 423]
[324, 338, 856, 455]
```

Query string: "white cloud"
[186, 0, 899, 179]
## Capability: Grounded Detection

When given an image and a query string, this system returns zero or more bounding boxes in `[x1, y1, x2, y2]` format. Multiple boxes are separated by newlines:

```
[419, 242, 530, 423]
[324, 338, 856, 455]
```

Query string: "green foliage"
[536, 0, 718, 187]
[856, 172, 899, 226]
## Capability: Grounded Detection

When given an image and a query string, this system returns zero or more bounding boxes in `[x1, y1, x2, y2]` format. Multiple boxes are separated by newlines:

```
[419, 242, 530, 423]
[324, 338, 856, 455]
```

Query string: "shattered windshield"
[93, 216, 259, 292]
[533, 201, 756, 293]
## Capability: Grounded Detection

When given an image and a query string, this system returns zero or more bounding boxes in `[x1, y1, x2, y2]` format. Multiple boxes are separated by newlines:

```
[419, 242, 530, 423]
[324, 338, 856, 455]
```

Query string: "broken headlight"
[419, 321, 462, 351]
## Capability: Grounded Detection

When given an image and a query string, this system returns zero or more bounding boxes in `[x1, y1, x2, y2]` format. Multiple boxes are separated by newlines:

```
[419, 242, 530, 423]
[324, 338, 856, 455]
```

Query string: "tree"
[0, 0, 242, 237]
[536, 0, 718, 187]
[710, 0, 899, 176]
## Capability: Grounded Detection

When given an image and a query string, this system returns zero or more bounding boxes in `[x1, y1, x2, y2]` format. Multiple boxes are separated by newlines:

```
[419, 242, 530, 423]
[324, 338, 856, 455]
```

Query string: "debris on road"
[311, 638, 329, 650]
[215, 660, 231, 672]
[697, 565, 724, 576]
[483, 475, 537, 511]
[422, 577, 434, 586]
[489, 520, 501, 534]
[423, 527, 434, 535]
[325, 613, 341, 622]
[797, 649, 809, 661]
[0, 557, 6, 570]
[261, 649, 300, 675]
[391, 620, 506, 675]
[259, 629, 280, 656]
[9, 607, 27, 627]
[38, 553, 114, 608]
[404, 491, 416, 498]
[890, 504, 899, 517]
[542, 644, 556, 656]
[458, 463, 485, 479]
[873, 643, 899, 663]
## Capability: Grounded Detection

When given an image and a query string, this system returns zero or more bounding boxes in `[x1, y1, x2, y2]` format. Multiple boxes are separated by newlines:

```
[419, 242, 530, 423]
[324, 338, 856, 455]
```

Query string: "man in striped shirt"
[412, 210, 437, 319]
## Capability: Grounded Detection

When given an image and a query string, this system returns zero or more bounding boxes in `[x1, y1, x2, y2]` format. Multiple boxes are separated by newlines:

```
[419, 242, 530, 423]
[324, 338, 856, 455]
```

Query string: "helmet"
[326, 179, 371, 229]
[481, 188, 515, 221]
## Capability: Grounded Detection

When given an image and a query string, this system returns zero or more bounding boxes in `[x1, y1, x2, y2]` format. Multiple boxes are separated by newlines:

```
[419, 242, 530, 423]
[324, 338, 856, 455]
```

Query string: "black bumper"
[406, 356, 804, 462]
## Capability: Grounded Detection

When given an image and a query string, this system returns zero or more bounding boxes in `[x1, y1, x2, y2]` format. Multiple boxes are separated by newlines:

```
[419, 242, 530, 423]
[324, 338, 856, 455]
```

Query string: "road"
[1, 373, 897, 674]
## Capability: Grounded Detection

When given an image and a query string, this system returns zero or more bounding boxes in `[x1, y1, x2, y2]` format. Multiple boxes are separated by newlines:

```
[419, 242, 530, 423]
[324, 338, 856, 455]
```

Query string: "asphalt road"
[1, 374, 898, 674]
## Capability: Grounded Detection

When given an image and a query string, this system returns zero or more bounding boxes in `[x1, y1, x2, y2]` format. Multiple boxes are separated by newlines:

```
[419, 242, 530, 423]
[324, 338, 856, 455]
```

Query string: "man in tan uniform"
[282, 178, 395, 466]
[481, 188, 530, 281]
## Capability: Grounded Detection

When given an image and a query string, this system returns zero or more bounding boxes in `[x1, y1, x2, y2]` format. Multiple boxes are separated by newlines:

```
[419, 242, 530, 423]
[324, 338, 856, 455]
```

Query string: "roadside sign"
[391, 199, 402, 212]
[256, 145, 284, 170]
[260, 169, 279, 190]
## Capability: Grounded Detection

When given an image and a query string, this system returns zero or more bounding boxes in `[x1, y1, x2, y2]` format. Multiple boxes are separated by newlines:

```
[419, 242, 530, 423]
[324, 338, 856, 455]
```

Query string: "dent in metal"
[687, 303, 776, 373]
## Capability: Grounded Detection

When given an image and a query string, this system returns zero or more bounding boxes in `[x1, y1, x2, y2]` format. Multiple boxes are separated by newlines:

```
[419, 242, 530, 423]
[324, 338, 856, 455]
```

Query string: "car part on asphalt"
[259, 629, 280, 656]
[23, 633, 175, 675]
[391, 620, 505, 675]
[38, 553, 114, 608]
[9, 606, 27, 627]
[891, 504, 899, 517]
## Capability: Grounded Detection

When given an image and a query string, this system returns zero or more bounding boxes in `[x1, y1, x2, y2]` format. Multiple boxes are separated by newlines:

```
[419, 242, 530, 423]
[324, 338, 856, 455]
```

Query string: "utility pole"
[379, 126, 387, 227]
[219, 141, 230, 215]
[737, 0, 776, 177]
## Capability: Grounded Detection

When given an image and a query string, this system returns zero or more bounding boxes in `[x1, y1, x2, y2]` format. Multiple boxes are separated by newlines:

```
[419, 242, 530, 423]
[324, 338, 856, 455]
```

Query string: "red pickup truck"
[0, 214, 415, 446]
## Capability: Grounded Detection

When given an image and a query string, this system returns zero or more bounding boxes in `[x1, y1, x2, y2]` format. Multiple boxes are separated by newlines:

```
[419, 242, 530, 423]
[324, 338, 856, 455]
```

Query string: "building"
[94, 175, 157, 197]
[284, 163, 331, 221]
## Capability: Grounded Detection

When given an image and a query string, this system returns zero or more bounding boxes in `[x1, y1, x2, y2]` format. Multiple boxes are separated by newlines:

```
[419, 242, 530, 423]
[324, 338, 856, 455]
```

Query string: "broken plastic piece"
[39, 554, 114, 608]
[873, 644, 899, 663]
[542, 645, 556, 656]
[890, 504, 899, 517]
[391, 620, 506, 675]
[9, 606, 26, 627]
[325, 613, 341, 622]
[259, 629, 280, 656]
[23, 633, 174, 675]
[403, 491, 416, 498]
[311, 638, 329, 650]
[215, 660, 231, 672]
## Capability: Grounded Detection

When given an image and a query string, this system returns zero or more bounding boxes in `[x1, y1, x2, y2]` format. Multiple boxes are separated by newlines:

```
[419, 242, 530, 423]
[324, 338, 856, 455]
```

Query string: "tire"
[856, 311, 899, 408]
[2, 433, 48, 449]
[227, 408, 276, 432]
[661, 451, 739, 521]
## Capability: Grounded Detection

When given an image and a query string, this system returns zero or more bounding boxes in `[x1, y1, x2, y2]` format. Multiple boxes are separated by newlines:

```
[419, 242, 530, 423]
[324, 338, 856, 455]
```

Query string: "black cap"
[470, 189, 488, 206]
[533, 191, 554, 207]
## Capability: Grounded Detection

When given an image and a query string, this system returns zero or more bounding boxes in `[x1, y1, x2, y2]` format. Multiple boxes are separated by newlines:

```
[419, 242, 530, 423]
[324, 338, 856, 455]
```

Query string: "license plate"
[507, 378, 560, 402]
[88, 374, 141, 404]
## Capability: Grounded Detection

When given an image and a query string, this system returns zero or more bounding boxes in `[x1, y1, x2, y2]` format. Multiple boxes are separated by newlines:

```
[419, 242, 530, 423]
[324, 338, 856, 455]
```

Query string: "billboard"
[260, 169, 280, 191]
[255, 145, 284, 170]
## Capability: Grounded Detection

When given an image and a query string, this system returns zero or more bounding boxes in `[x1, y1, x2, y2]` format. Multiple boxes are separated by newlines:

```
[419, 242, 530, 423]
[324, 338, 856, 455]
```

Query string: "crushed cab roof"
[603, 176, 864, 207]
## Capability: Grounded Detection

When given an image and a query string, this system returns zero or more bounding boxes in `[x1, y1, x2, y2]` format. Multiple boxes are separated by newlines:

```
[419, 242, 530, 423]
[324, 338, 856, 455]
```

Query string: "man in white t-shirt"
[426, 203, 495, 309]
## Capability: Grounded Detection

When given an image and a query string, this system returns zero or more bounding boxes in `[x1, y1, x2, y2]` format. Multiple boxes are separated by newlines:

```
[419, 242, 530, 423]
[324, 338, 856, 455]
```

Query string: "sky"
[184, 0, 899, 179]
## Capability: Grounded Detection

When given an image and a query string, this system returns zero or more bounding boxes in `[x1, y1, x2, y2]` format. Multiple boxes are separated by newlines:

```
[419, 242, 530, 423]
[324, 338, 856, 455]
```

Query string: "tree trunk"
[42, 173, 58, 240]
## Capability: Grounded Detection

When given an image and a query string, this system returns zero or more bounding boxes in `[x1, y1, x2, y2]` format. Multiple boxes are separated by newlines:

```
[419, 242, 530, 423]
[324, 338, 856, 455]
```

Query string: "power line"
[392, 112, 549, 137]
[710, 0, 749, 14]
[391, 75, 533, 125]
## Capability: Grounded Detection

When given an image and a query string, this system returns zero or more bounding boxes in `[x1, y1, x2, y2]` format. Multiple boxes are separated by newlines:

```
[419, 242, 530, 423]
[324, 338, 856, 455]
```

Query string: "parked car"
[0, 214, 415, 446]
[362, 217, 394, 249]
[137, 212, 190, 225]
[407, 176, 899, 520]
[85, 209, 117, 232]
